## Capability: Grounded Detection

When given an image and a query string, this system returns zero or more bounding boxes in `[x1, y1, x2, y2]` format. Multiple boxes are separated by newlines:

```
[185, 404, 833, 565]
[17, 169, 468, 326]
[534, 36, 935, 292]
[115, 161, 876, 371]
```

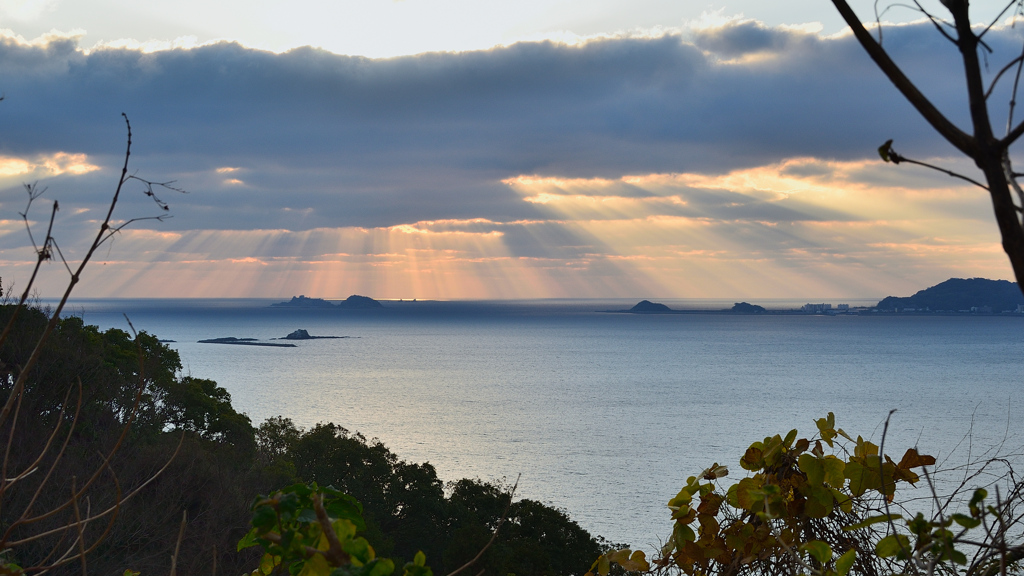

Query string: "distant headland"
[609, 278, 1024, 316]
[271, 294, 384, 310]
[875, 278, 1024, 313]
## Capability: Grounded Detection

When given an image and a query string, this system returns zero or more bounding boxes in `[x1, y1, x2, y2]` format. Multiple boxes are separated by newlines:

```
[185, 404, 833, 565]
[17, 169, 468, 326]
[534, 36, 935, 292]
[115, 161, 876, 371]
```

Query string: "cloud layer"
[0, 20, 1019, 298]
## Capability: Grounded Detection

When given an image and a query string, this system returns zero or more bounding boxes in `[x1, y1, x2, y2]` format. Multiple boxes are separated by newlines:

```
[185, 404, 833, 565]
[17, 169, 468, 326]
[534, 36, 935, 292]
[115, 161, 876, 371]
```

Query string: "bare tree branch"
[831, 0, 976, 156]
[878, 139, 990, 189]
[446, 475, 519, 576]
[978, 0, 1020, 40]
[984, 55, 1024, 101]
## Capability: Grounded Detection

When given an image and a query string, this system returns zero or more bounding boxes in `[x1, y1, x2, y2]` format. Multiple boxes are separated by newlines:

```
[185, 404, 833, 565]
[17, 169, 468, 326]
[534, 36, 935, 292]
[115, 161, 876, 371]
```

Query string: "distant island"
[875, 278, 1024, 313]
[730, 302, 766, 314]
[604, 279, 1023, 316]
[272, 329, 350, 340]
[630, 300, 672, 313]
[271, 294, 384, 309]
[197, 337, 296, 348]
[337, 295, 383, 309]
[609, 300, 767, 314]
[271, 295, 335, 308]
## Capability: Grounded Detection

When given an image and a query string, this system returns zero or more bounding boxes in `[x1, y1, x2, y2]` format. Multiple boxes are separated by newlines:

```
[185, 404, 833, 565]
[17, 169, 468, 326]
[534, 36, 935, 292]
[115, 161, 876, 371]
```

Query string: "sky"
[0, 0, 1022, 300]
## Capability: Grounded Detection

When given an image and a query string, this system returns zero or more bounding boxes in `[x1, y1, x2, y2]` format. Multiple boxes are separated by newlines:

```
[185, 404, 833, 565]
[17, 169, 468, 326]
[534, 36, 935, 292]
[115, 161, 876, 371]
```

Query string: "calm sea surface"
[60, 298, 1024, 549]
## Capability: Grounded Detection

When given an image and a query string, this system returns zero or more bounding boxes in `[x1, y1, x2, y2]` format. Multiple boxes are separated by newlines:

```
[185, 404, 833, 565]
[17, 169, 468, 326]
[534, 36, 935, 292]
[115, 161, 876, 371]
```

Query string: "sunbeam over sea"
[62, 298, 1024, 548]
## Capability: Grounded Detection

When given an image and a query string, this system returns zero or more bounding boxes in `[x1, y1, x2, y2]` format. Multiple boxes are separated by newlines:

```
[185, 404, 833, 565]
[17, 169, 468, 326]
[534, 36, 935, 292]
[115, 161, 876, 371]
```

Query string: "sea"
[57, 297, 1024, 550]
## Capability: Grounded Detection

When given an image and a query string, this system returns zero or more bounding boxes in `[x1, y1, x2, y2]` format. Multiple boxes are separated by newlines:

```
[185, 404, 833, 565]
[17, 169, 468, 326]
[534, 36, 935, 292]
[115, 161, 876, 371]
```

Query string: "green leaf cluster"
[0, 304, 605, 575]
[592, 413, 951, 576]
[239, 482, 419, 576]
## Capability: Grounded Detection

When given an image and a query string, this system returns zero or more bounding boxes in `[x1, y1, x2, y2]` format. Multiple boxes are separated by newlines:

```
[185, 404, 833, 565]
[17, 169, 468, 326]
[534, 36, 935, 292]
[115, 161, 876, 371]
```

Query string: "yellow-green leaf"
[297, 552, 331, 576]
[333, 518, 357, 543]
[800, 540, 832, 564]
[783, 429, 798, 448]
[668, 486, 693, 508]
[619, 550, 650, 572]
[803, 485, 834, 519]
[237, 528, 259, 551]
[344, 537, 376, 565]
[831, 487, 853, 513]
[844, 513, 901, 531]
[799, 454, 825, 487]
[370, 560, 396, 576]
[835, 549, 856, 576]
[951, 514, 981, 529]
[874, 534, 910, 558]
[853, 437, 878, 458]
[733, 477, 763, 511]
[670, 504, 691, 520]
[822, 456, 846, 488]
[673, 522, 696, 546]
[259, 554, 280, 575]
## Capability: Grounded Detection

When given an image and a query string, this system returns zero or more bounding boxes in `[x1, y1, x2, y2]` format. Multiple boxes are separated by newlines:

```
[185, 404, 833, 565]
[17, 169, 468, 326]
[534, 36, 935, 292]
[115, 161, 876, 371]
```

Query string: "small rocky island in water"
[629, 300, 673, 313]
[198, 329, 351, 346]
[270, 295, 335, 308]
[607, 300, 766, 314]
[604, 278, 1024, 316]
[271, 294, 384, 310]
[272, 329, 350, 340]
[197, 337, 296, 348]
[729, 302, 766, 314]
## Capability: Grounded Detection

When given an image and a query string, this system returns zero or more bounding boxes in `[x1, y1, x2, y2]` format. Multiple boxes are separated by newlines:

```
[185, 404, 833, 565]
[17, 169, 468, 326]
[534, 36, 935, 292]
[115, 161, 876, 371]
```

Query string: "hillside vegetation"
[0, 304, 602, 575]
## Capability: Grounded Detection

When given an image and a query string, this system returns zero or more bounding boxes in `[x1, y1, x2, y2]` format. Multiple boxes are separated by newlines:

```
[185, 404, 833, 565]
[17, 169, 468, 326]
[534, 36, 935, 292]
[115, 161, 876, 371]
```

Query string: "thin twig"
[878, 409, 913, 568]
[984, 55, 1024, 101]
[446, 475, 520, 576]
[70, 478, 87, 576]
[7, 433, 183, 548]
[884, 146, 990, 190]
[0, 195, 58, 353]
[170, 510, 187, 576]
[0, 115, 135, 433]
[979, 0, 1020, 39]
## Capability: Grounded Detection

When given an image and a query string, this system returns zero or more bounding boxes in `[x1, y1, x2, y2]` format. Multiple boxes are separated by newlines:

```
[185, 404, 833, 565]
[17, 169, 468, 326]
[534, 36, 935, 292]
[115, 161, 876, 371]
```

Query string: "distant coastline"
[607, 278, 1024, 316]
[271, 294, 384, 310]
[198, 337, 297, 347]
[59, 277, 1024, 318]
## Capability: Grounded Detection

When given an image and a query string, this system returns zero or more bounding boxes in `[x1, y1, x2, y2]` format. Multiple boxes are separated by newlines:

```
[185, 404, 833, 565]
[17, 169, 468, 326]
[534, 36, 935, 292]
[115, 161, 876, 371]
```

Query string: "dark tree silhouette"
[830, 0, 1024, 293]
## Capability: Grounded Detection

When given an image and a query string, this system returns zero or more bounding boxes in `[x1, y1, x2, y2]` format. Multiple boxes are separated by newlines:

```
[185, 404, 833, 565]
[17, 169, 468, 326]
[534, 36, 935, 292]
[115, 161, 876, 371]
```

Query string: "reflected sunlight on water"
[65, 299, 1024, 548]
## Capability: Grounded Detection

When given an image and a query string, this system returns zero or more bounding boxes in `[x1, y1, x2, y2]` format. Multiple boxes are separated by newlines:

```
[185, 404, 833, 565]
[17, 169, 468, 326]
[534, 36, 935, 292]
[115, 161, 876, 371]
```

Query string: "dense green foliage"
[591, 413, 1023, 576]
[258, 419, 603, 576]
[0, 305, 603, 575]
[238, 482, 410, 576]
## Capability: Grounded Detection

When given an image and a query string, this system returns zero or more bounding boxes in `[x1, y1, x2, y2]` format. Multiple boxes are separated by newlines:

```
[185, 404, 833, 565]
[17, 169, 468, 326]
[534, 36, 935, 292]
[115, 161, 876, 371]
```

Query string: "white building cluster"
[801, 303, 851, 314]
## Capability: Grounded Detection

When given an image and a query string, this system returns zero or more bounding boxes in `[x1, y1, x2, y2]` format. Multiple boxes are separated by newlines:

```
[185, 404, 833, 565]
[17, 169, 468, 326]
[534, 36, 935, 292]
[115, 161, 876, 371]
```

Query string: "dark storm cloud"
[0, 21, 1015, 233]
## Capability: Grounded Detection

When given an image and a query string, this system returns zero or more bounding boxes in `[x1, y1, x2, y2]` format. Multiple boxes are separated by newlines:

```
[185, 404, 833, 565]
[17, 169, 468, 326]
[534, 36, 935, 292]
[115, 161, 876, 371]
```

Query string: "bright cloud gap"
[0, 18, 1016, 298]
